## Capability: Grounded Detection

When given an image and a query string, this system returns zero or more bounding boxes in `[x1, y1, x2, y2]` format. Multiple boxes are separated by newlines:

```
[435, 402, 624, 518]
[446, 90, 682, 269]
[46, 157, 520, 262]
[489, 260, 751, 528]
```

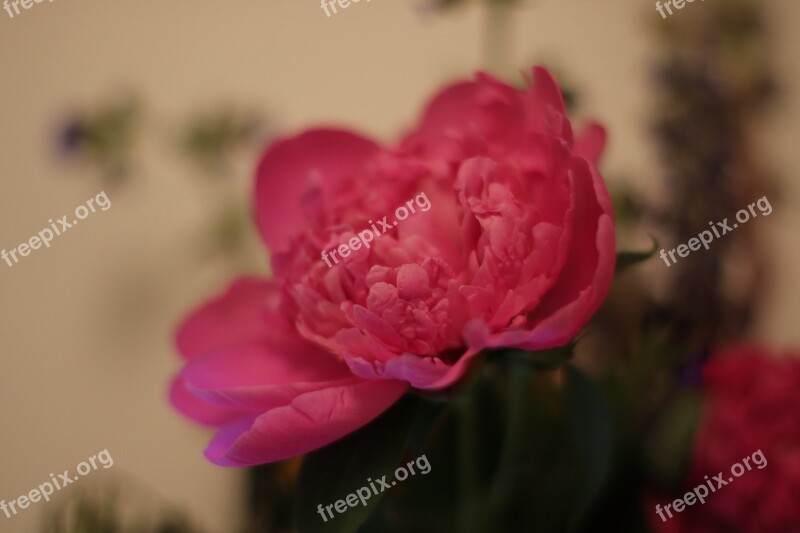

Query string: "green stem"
[483, 0, 513, 76]
[457, 390, 482, 533]
[486, 361, 529, 518]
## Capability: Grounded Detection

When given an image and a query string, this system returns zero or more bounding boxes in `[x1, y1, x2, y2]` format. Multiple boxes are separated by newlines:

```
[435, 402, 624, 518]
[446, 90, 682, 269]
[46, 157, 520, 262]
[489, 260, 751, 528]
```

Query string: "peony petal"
[175, 278, 277, 360]
[414, 346, 485, 390]
[180, 339, 354, 412]
[169, 377, 244, 427]
[524, 156, 614, 333]
[343, 345, 485, 391]
[401, 73, 525, 161]
[574, 123, 607, 166]
[464, 157, 615, 352]
[396, 184, 464, 270]
[524, 66, 572, 143]
[401, 81, 482, 160]
[528, 66, 566, 117]
[254, 128, 379, 252]
[345, 353, 450, 388]
[205, 378, 408, 466]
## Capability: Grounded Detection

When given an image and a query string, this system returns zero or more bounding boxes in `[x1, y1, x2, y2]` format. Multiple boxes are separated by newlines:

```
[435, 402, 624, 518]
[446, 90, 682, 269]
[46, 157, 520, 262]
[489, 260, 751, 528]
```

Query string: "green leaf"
[565, 366, 613, 531]
[295, 396, 421, 533]
[615, 237, 659, 274]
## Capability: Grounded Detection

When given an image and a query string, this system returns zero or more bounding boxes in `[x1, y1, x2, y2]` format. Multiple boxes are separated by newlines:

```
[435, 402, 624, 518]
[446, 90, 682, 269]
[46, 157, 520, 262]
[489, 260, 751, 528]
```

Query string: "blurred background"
[1, 0, 799, 531]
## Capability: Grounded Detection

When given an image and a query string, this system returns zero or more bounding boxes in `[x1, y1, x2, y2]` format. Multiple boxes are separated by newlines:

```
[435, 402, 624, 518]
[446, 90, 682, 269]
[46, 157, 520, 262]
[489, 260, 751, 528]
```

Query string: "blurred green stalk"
[483, 1, 513, 76]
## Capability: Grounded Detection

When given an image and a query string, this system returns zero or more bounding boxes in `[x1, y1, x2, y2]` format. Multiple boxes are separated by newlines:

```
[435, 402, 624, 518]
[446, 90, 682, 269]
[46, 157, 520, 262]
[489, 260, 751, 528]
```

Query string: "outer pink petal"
[527, 66, 566, 117]
[401, 73, 525, 160]
[254, 128, 380, 252]
[345, 353, 450, 387]
[175, 278, 277, 360]
[169, 377, 244, 427]
[460, 157, 615, 353]
[574, 123, 607, 166]
[401, 81, 482, 158]
[515, 219, 614, 350]
[343, 347, 484, 391]
[205, 378, 408, 466]
[527, 155, 614, 320]
[179, 340, 354, 412]
[524, 66, 572, 143]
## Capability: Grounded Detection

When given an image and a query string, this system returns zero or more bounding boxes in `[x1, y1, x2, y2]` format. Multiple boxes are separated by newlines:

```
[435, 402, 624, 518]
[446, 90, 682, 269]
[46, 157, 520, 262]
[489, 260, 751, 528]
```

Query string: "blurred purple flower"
[57, 118, 87, 156]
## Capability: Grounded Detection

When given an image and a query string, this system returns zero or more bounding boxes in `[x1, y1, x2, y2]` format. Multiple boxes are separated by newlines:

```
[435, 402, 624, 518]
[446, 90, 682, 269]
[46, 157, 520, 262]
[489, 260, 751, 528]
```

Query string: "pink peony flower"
[171, 66, 616, 466]
[649, 346, 800, 532]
